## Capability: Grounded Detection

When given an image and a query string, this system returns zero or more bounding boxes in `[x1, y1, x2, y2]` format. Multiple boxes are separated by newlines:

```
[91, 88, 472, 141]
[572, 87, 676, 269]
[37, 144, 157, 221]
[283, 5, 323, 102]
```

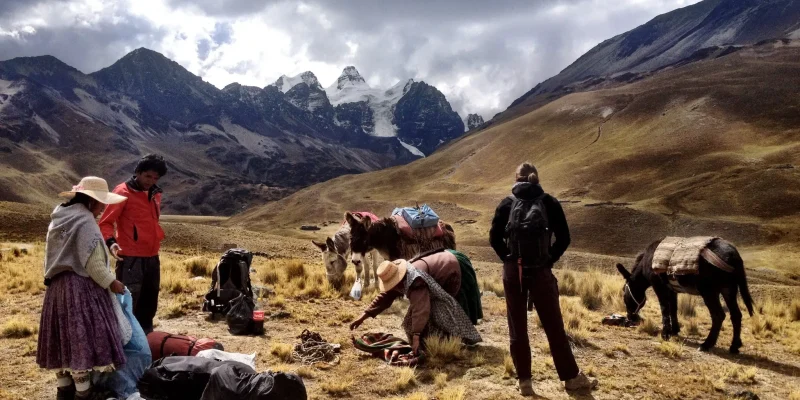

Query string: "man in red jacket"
[99, 154, 167, 333]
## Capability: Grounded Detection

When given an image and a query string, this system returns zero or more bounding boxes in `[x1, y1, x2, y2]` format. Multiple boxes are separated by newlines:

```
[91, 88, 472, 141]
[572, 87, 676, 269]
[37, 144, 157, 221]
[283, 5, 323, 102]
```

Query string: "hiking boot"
[56, 384, 75, 400]
[518, 379, 535, 396]
[565, 372, 598, 391]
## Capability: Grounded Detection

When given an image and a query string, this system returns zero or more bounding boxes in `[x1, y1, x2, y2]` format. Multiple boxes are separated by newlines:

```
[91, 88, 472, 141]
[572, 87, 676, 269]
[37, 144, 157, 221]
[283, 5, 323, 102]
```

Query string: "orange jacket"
[99, 179, 165, 257]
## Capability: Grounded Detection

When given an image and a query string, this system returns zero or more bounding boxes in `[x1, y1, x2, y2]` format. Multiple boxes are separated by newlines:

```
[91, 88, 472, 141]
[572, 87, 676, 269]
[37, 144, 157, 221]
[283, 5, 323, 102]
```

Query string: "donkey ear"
[312, 240, 327, 252]
[345, 212, 362, 226]
[616, 263, 632, 280]
[326, 237, 336, 251]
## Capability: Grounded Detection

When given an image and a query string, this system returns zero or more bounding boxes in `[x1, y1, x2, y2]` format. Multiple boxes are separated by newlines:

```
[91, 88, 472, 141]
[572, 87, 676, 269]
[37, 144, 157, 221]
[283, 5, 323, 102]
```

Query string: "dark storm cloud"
[0, 16, 167, 73]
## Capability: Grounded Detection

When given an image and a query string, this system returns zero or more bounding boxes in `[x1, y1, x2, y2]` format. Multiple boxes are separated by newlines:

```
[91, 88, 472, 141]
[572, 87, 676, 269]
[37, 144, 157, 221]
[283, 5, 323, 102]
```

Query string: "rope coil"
[291, 329, 340, 366]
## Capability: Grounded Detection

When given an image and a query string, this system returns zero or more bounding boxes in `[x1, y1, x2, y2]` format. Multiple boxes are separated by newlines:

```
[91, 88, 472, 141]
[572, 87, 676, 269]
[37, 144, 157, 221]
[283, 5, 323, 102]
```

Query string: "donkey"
[345, 211, 456, 261]
[312, 223, 381, 290]
[616, 238, 754, 353]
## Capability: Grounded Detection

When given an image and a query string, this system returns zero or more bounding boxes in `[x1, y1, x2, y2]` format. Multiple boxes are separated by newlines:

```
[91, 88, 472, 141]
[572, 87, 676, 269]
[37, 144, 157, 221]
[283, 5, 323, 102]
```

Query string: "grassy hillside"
[230, 41, 800, 273]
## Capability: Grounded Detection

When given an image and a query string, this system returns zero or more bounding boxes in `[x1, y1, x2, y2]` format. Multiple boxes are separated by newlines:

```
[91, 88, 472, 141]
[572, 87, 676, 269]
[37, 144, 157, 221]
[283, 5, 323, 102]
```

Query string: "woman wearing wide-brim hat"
[37, 176, 130, 400]
[350, 252, 482, 354]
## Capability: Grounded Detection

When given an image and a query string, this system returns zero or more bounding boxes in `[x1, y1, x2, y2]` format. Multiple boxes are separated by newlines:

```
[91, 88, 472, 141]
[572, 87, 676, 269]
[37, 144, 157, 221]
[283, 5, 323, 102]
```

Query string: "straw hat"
[59, 176, 126, 205]
[377, 259, 409, 292]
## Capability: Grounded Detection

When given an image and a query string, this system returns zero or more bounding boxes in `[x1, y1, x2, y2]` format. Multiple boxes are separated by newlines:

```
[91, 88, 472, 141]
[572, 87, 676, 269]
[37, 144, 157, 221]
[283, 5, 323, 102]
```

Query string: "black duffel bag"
[200, 362, 307, 400]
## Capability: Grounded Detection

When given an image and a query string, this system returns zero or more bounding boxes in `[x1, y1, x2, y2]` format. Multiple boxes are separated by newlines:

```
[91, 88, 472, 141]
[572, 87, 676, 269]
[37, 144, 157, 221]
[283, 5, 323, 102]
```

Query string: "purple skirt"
[37, 272, 126, 371]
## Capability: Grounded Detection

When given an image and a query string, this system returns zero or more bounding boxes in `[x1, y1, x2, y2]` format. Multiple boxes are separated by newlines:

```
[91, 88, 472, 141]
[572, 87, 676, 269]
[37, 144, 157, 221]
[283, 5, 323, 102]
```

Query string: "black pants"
[503, 263, 579, 381]
[116, 256, 160, 333]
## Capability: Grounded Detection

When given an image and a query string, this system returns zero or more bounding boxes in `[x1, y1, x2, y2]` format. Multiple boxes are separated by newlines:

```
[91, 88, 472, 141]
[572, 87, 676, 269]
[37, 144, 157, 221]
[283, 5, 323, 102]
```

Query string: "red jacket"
[99, 179, 165, 257]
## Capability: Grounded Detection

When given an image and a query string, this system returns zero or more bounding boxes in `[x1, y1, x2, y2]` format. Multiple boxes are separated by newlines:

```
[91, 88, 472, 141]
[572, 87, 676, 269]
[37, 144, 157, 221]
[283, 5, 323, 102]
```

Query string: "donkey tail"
[737, 260, 755, 317]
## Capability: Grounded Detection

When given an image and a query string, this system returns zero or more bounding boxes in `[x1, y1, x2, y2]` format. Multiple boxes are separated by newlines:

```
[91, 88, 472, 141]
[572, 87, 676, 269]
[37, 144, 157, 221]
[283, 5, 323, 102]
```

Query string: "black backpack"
[505, 194, 552, 268]
[203, 248, 254, 316]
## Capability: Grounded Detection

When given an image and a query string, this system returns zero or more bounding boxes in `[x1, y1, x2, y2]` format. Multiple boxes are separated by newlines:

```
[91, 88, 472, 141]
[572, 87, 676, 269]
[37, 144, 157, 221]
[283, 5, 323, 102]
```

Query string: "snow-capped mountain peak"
[272, 71, 322, 93]
[334, 66, 368, 90]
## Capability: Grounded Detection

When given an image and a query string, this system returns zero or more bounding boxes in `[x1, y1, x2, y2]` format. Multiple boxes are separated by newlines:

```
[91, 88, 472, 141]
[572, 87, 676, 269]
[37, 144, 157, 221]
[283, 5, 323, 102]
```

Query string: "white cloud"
[0, 0, 703, 119]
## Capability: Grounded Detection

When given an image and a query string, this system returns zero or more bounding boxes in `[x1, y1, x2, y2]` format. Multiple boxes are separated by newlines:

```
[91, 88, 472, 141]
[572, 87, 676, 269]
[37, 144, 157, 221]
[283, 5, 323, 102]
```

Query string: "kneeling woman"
[350, 250, 482, 354]
[37, 177, 128, 400]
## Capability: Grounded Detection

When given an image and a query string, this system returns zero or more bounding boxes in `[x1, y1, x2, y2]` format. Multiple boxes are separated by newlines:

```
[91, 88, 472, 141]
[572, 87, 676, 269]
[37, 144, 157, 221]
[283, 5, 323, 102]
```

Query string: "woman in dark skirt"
[37, 177, 129, 400]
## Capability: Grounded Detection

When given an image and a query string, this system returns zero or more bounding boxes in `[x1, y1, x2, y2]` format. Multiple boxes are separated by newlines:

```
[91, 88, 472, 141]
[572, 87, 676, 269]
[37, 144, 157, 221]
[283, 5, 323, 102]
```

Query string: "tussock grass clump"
[678, 294, 698, 318]
[399, 393, 427, 400]
[260, 269, 280, 285]
[437, 386, 467, 400]
[434, 371, 448, 389]
[426, 335, 464, 367]
[0, 319, 37, 338]
[790, 300, 800, 322]
[657, 340, 682, 359]
[392, 367, 417, 392]
[284, 260, 306, 280]
[560, 297, 593, 347]
[686, 318, 701, 336]
[320, 377, 353, 396]
[723, 366, 757, 384]
[480, 277, 504, 297]
[504, 354, 515, 378]
[295, 366, 315, 379]
[269, 343, 294, 363]
[184, 257, 211, 277]
[639, 318, 660, 336]
[558, 270, 623, 312]
[0, 244, 46, 296]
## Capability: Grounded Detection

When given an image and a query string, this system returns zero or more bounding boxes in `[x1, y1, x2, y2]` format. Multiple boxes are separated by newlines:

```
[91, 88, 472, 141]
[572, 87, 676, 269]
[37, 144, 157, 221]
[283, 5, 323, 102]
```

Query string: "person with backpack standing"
[489, 162, 598, 395]
[99, 154, 167, 334]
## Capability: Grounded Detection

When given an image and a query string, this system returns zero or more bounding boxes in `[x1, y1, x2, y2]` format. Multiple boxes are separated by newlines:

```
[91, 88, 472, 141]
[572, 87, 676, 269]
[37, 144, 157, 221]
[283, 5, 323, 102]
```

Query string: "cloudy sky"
[0, 0, 701, 119]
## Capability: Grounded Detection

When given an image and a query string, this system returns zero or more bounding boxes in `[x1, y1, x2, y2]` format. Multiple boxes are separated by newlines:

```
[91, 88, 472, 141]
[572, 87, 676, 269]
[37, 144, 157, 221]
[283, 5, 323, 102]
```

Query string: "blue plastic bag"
[94, 289, 152, 398]
[392, 204, 439, 229]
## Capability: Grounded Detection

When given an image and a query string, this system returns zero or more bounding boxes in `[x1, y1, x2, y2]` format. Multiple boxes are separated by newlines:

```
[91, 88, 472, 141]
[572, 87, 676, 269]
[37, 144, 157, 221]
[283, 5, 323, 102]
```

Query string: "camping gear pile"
[202, 248, 264, 335]
[291, 329, 341, 366]
[352, 332, 425, 367]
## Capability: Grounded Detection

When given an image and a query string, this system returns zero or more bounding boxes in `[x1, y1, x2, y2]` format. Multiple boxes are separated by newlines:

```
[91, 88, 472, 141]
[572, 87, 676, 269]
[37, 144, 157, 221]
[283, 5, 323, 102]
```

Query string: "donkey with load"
[616, 236, 754, 353]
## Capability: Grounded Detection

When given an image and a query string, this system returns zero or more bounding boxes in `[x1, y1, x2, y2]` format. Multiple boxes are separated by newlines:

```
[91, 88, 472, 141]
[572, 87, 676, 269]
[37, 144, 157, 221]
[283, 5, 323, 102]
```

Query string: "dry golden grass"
[678, 294, 698, 318]
[296, 366, 315, 379]
[398, 393, 427, 400]
[0, 319, 36, 338]
[426, 335, 464, 368]
[503, 354, 515, 378]
[0, 244, 45, 299]
[184, 256, 212, 277]
[657, 340, 683, 359]
[557, 270, 623, 312]
[320, 377, 353, 396]
[269, 343, 294, 363]
[436, 386, 467, 400]
[560, 297, 593, 347]
[685, 318, 701, 336]
[434, 371, 449, 389]
[480, 277, 504, 297]
[604, 344, 631, 358]
[723, 366, 758, 385]
[285, 260, 307, 280]
[393, 367, 418, 393]
[789, 390, 800, 400]
[639, 318, 660, 337]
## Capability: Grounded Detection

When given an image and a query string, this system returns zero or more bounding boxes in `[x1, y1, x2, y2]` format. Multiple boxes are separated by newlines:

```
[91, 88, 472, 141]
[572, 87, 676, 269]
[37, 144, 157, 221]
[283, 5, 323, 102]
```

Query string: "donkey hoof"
[661, 332, 671, 341]
[698, 345, 711, 352]
[729, 347, 740, 354]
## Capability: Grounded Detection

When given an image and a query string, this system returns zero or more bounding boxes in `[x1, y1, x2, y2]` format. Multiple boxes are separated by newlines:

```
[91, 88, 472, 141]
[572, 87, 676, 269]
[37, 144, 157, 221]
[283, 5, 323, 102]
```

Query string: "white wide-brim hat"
[377, 259, 409, 292]
[59, 176, 127, 205]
